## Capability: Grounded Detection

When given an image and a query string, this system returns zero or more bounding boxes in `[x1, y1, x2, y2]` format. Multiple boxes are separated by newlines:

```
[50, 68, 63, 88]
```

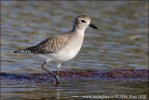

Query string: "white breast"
[49, 39, 83, 62]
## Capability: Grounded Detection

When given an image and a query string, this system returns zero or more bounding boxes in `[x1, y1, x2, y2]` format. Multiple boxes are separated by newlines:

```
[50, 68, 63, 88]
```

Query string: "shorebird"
[14, 15, 98, 85]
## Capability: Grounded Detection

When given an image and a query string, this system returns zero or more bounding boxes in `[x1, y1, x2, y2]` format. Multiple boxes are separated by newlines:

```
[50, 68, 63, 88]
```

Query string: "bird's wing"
[14, 34, 71, 54]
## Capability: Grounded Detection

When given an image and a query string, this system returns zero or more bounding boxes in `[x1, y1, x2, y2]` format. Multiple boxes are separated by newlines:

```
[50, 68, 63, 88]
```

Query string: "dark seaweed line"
[1, 69, 148, 82]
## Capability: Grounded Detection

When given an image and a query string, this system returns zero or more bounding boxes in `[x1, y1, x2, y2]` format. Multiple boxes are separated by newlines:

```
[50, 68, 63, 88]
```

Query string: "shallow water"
[1, 1, 148, 100]
[1, 80, 148, 100]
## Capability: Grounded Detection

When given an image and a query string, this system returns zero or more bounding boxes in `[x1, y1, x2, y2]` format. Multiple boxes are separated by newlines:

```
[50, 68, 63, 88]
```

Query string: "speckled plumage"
[20, 33, 72, 54]
[14, 15, 98, 85]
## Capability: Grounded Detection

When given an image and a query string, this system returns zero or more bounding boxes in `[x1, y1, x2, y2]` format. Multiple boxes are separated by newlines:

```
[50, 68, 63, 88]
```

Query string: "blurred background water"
[1, 1, 148, 100]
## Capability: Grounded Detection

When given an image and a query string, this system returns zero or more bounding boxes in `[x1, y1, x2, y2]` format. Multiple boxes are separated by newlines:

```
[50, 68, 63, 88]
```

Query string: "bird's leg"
[41, 62, 60, 85]
[57, 63, 62, 76]
[57, 68, 59, 76]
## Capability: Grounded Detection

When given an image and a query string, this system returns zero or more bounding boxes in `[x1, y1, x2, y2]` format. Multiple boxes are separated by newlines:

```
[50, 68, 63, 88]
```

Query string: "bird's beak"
[89, 23, 98, 29]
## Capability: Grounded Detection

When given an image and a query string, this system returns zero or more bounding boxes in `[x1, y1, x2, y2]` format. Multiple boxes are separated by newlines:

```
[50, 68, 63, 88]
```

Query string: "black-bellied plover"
[14, 15, 98, 85]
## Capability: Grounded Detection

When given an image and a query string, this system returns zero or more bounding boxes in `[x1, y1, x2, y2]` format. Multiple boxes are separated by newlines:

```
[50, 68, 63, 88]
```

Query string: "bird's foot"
[54, 75, 60, 86]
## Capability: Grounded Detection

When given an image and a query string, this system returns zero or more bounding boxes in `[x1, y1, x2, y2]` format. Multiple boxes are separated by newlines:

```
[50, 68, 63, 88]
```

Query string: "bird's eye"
[81, 20, 86, 23]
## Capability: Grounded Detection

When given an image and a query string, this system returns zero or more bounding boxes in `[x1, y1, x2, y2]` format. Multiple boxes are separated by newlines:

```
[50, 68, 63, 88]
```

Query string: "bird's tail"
[14, 49, 32, 55]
